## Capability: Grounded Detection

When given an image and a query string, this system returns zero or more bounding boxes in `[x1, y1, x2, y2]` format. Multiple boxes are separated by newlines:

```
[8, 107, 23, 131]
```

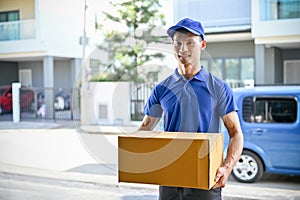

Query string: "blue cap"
[167, 18, 205, 40]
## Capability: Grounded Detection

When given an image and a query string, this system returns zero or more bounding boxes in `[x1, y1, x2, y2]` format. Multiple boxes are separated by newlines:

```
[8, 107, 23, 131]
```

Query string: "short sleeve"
[217, 82, 238, 117]
[144, 86, 163, 118]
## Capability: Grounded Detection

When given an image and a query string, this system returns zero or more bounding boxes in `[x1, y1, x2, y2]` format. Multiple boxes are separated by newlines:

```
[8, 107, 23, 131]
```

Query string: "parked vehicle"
[54, 89, 70, 111]
[37, 89, 70, 111]
[227, 85, 300, 183]
[0, 85, 34, 114]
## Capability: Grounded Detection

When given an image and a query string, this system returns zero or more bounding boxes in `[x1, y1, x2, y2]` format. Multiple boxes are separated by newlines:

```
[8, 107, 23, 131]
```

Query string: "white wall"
[54, 60, 72, 88]
[18, 61, 43, 87]
[173, 0, 251, 27]
[37, 0, 84, 58]
[89, 82, 132, 126]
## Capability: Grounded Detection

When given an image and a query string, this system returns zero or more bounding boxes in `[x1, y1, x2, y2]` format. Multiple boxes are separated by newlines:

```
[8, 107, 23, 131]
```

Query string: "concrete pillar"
[70, 58, 82, 120]
[12, 83, 21, 123]
[71, 58, 82, 87]
[81, 59, 91, 125]
[255, 44, 266, 85]
[265, 47, 275, 84]
[274, 48, 283, 84]
[43, 56, 54, 119]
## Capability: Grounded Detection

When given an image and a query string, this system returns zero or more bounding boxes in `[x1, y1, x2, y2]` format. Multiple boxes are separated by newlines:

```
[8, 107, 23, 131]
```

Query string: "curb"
[0, 162, 157, 191]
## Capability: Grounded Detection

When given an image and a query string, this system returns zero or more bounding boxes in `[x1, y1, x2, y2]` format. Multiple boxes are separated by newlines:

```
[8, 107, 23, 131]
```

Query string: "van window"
[242, 96, 297, 123]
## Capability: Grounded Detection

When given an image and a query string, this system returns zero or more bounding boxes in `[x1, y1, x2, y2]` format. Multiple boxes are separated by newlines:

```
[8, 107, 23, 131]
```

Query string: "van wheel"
[232, 150, 264, 183]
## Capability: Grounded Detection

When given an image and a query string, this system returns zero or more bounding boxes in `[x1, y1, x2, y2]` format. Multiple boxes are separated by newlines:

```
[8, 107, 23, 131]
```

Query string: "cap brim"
[167, 25, 201, 37]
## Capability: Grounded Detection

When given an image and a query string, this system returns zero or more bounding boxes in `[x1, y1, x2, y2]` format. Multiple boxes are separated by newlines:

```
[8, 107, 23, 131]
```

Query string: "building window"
[225, 59, 240, 80]
[278, 0, 300, 19]
[225, 58, 242, 88]
[243, 96, 297, 123]
[0, 10, 19, 22]
[201, 59, 209, 69]
[207, 57, 254, 88]
[210, 59, 223, 79]
[0, 10, 20, 41]
[241, 58, 255, 82]
[260, 0, 300, 20]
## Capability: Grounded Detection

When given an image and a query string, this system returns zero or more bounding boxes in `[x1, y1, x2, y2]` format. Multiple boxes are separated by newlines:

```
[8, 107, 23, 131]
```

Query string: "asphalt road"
[0, 123, 299, 199]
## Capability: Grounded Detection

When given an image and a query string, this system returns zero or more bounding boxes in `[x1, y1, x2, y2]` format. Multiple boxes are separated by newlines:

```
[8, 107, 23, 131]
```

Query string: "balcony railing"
[0, 19, 36, 41]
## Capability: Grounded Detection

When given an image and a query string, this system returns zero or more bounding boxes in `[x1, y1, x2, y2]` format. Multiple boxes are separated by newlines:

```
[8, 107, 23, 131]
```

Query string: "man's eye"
[187, 41, 195, 45]
[174, 42, 182, 46]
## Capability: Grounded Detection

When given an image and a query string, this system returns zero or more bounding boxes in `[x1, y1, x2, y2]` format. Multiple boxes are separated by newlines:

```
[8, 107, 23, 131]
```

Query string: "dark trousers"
[159, 186, 222, 200]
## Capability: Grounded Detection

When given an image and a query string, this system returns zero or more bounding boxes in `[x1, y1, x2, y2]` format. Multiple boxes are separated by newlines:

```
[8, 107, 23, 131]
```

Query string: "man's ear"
[201, 40, 207, 50]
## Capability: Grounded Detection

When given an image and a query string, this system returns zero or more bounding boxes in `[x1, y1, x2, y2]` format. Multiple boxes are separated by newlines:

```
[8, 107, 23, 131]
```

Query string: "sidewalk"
[1, 162, 300, 200]
[0, 120, 299, 200]
[0, 119, 137, 133]
[0, 119, 76, 130]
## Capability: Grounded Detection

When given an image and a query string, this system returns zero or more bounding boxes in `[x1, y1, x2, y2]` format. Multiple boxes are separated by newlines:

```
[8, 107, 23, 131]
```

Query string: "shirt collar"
[172, 66, 206, 82]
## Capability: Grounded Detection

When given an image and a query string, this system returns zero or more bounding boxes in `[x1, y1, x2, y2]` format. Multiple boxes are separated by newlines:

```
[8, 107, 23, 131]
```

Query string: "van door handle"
[252, 129, 264, 135]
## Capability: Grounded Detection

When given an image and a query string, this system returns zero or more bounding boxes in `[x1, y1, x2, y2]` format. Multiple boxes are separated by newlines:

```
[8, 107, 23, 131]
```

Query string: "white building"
[1, 0, 299, 124]
[173, 0, 300, 86]
[0, 0, 101, 119]
[0, 0, 86, 87]
[251, 0, 300, 85]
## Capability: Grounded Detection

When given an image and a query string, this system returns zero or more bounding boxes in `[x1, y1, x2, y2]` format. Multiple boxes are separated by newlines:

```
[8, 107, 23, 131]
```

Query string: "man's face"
[172, 32, 206, 66]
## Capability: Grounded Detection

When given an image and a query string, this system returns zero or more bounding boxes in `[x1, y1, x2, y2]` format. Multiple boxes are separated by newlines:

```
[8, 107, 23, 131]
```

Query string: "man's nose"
[179, 43, 188, 52]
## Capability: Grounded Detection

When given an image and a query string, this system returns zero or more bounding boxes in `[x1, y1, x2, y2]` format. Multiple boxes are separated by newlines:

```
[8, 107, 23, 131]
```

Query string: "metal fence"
[130, 82, 156, 121]
[27, 87, 80, 121]
[0, 87, 80, 121]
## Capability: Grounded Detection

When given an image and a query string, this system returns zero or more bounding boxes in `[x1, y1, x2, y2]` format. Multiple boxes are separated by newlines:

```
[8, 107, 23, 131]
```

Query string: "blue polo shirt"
[144, 67, 238, 133]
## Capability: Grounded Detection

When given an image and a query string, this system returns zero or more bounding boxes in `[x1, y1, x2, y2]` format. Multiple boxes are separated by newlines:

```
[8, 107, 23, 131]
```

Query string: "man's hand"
[138, 115, 161, 131]
[213, 165, 232, 189]
[212, 111, 243, 189]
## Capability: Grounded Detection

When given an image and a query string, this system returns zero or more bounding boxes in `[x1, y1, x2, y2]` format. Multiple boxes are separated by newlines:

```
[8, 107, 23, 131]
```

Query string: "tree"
[93, 0, 166, 82]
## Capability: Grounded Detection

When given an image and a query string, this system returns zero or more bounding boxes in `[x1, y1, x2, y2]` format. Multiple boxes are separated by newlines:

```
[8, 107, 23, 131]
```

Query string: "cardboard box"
[118, 131, 223, 190]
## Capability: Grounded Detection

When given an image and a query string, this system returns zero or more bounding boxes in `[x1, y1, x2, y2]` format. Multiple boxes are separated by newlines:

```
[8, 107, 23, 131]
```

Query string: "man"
[139, 18, 244, 200]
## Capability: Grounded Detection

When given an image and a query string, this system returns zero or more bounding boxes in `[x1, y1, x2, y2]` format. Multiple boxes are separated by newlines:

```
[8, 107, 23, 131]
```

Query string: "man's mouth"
[178, 54, 189, 60]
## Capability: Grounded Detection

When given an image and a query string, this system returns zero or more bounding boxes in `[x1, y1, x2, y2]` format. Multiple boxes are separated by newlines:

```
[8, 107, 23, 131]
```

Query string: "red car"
[0, 85, 35, 114]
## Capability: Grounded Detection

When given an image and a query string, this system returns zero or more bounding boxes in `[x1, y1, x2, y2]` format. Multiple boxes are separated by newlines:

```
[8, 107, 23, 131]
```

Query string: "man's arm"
[213, 111, 244, 188]
[138, 115, 161, 131]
